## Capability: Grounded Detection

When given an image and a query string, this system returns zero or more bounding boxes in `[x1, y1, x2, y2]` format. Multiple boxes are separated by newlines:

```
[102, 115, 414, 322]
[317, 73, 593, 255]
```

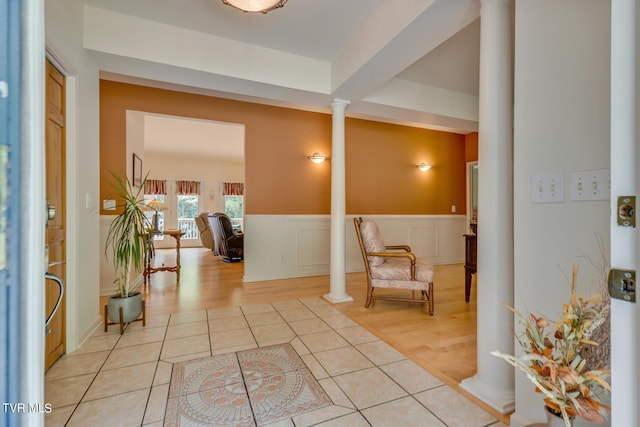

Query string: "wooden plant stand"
[103, 301, 146, 335]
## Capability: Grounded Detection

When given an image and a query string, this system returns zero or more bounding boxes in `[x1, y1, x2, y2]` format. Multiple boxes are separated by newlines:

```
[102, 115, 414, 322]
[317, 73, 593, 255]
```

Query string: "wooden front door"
[44, 60, 66, 371]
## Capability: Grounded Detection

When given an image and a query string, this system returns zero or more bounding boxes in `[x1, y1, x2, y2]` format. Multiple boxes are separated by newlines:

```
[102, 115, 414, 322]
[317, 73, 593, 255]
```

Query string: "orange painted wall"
[346, 119, 466, 214]
[465, 132, 478, 162]
[100, 80, 467, 215]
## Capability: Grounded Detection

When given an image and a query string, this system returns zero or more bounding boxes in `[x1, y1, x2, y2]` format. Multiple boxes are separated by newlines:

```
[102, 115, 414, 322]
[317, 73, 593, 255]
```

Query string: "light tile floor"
[45, 297, 509, 427]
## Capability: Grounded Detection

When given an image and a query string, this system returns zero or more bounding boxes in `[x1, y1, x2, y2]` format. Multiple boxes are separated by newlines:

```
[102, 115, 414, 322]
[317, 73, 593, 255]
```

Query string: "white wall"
[143, 151, 244, 215]
[511, 1, 611, 426]
[244, 214, 467, 282]
[46, 0, 102, 351]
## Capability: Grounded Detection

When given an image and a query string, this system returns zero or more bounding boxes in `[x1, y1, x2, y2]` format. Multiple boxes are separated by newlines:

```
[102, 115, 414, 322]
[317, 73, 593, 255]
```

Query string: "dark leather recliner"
[208, 213, 243, 262]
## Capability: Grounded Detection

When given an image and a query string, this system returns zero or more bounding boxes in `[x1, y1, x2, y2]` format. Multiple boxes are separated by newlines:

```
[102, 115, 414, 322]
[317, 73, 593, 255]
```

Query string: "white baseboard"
[508, 412, 536, 427]
[68, 315, 103, 354]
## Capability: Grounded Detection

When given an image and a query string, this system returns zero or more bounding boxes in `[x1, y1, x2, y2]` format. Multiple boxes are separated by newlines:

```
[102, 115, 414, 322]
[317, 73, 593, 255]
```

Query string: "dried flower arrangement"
[492, 264, 611, 427]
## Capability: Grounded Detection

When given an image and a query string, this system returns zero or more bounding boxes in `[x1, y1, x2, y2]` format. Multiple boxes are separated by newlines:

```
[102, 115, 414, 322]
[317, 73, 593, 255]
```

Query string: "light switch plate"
[531, 173, 565, 204]
[570, 169, 610, 201]
[103, 199, 116, 210]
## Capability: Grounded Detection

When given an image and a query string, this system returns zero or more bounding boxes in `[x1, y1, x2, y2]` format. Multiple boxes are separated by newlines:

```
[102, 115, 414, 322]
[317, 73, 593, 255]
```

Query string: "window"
[143, 179, 168, 240]
[143, 195, 166, 240]
[177, 194, 200, 240]
[221, 182, 244, 231]
[466, 162, 478, 228]
[224, 195, 243, 232]
[143, 180, 203, 247]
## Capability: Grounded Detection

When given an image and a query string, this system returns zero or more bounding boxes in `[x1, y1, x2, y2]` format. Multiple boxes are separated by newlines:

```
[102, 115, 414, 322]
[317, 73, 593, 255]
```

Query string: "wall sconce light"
[417, 162, 432, 172]
[308, 153, 328, 164]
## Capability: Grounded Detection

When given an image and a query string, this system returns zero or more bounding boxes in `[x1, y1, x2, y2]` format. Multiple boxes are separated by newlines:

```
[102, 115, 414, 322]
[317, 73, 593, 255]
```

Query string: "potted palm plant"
[104, 172, 151, 326]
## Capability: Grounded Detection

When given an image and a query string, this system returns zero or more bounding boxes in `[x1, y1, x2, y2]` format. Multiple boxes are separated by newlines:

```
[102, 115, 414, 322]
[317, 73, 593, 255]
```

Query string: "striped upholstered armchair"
[353, 217, 435, 315]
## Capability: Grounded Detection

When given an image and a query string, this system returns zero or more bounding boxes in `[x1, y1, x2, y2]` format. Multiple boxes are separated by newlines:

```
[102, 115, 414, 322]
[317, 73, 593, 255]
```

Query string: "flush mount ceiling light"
[222, 0, 287, 13]
[308, 153, 328, 164]
[417, 162, 432, 172]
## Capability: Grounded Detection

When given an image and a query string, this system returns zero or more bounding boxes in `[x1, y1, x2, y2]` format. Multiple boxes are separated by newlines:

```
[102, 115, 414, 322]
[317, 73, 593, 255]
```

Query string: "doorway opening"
[125, 112, 245, 253]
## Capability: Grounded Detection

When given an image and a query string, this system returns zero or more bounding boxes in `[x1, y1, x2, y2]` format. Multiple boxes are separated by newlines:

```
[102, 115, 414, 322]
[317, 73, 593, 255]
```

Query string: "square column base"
[323, 293, 354, 304]
[460, 375, 515, 414]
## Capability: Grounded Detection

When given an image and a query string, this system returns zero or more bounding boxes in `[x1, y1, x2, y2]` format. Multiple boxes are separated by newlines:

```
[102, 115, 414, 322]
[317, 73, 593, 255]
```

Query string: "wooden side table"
[463, 233, 477, 302]
[143, 229, 186, 286]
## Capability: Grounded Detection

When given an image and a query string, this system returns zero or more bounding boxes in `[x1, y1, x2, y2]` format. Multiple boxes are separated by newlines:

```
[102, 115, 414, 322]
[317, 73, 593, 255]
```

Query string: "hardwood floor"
[109, 247, 509, 424]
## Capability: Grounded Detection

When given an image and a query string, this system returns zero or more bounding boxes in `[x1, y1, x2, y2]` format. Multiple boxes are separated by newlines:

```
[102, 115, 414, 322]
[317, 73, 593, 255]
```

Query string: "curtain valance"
[222, 182, 244, 196]
[176, 180, 201, 195]
[144, 179, 167, 195]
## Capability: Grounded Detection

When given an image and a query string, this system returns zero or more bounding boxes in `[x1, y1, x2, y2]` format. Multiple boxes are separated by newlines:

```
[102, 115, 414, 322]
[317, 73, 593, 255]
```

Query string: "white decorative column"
[610, 0, 638, 425]
[324, 99, 353, 304]
[460, 0, 515, 414]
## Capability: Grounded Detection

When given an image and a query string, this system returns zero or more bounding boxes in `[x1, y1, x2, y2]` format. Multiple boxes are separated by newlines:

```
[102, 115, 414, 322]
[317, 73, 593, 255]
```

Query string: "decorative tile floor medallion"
[166, 343, 331, 426]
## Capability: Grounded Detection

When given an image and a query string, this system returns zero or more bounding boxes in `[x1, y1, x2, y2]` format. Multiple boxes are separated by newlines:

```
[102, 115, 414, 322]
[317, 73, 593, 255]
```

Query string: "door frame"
[465, 161, 478, 228]
[45, 48, 81, 354]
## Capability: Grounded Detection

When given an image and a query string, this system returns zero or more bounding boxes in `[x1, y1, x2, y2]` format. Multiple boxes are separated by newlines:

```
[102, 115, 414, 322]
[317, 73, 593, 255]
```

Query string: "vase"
[545, 405, 574, 427]
[108, 291, 143, 324]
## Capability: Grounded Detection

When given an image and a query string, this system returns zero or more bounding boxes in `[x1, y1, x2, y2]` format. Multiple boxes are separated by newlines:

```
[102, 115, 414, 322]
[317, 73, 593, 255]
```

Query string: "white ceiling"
[144, 114, 245, 160]
[397, 17, 480, 96]
[83, 0, 481, 156]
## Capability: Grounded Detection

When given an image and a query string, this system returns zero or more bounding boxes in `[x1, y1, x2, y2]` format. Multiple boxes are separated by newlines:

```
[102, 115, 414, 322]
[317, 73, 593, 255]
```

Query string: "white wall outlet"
[531, 173, 565, 204]
[570, 169, 610, 201]
[451, 205, 456, 213]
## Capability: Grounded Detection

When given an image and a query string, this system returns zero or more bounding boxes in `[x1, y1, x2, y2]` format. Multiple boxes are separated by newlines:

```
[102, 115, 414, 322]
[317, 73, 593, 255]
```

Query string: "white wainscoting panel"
[244, 214, 467, 283]
[409, 226, 438, 257]
[100, 216, 116, 295]
[298, 228, 331, 266]
[243, 215, 330, 282]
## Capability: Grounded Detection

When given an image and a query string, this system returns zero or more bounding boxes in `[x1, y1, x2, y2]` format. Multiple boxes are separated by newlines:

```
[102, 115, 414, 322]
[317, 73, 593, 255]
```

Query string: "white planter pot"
[545, 406, 574, 427]
[107, 291, 143, 324]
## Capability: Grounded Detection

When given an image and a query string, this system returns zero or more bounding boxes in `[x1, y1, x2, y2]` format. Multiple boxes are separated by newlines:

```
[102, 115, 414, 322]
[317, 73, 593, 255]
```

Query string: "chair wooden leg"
[428, 282, 434, 316]
[118, 307, 124, 335]
[365, 286, 374, 308]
